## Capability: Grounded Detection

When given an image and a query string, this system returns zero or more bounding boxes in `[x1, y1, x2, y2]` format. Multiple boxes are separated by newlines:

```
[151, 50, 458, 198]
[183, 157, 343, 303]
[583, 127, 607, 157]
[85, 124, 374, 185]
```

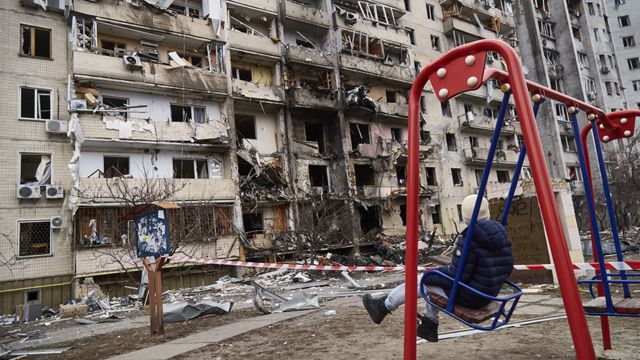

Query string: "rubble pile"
[580, 227, 640, 256]
[237, 150, 292, 204]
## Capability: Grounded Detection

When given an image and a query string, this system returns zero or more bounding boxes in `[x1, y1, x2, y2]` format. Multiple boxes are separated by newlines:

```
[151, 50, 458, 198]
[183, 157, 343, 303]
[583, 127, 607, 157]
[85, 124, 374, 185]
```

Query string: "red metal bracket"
[595, 110, 639, 143]
[429, 52, 487, 101]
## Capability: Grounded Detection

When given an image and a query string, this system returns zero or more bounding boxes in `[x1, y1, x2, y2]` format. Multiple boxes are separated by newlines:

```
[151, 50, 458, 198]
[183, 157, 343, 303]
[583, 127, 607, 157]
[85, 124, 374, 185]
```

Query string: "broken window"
[549, 78, 563, 92]
[168, 2, 201, 18]
[360, 206, 381, 234]
[451, 168, 463, 186]
[350, 123, 371, 150]
[431, 204, 440, 224]
[441, 101, 451, 117]
[18, 221, 51, 257]
[20, 87, 51, 120]
[396, 165, 407, 186]
[173, 159, 209, 179]
[21, 25, 51, 58]
[469, 136, 479, 148]
[101, 40, 126, 57]
[420, 130, 431, 145]
[102, 96, 128, 119]
[296, 38, 314, 48]
[103, 156, 129, 178]
[391, 127, 402, 142]
[475, 169, 484, 186]
[400, 204, 407, 226]
[619, 15, 631, 27]
[457, 204, 463, 222]
[446, 133, 457, 151]
[425, 167, 437, 186]
[407, 28, 415, 45]
[238, 158, 253, 177]
[496, 170, 510, 183]
[534, 0, 549, 13]
[358, 2, 398, 27]
[561, 135, 577, 152]
[386, 90, 397, 103]
[170, 104, 206, 123]
[426, 4, 435, 20]
[236, 115, 257, 141]
[173, 104, 206, 123]
[341, 31, 384, 59]
[354, 164, 375, 186]
[243, 212, 264, 238]
[309, 165, 329, 187]
[537, 20, 555, 38]
[305, 122, 325, 153]
[232, 67, 252, 81]
[567, 166, 582, 181]
[20, 154, 51, 185]
[430, 35, 441, 52]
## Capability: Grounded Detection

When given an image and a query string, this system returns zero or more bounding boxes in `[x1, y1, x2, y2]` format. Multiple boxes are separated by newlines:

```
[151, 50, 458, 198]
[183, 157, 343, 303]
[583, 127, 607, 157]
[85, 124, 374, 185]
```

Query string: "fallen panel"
[163, 301, 232, 323]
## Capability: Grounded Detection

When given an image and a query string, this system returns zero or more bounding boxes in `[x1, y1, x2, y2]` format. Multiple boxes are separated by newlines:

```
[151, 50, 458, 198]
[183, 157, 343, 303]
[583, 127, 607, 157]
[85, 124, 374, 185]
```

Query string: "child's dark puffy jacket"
[423, 220, 514, 308]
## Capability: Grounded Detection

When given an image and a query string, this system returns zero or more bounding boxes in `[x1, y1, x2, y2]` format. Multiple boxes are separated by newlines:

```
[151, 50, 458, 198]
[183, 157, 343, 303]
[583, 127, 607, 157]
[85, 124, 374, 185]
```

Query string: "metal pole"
[589, 120, 630, 298]
[500, 99, 542, 225]
[580, 125, 612, 350]
[570, 110, 614, 313]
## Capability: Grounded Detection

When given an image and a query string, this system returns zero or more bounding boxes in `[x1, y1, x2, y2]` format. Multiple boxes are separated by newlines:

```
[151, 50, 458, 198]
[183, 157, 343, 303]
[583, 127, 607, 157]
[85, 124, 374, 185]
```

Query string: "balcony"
[78, 114, 230, 145]
[340, 54, 415, 84]
[78, 178, 236, 204]
[547, 63, 565, 78]
[459, 117, 517, 136]
[441, 0, 515, 35]
[356, 185, 430, 198]
[228, 30, 280, 58]
[72, 0, 215, 39]
[443, 17, 503, 40]
[227, 0, 278, 14]
[72, 51, 227, 95]
[286, 45, 333, 68]
[463, 147, 519, 166]
[378, 102, 408, 119]
[232, 79, 284, 103]
[288, 87, 340, 110]
[281, 0, 331, 28]
[335, 19, 409, 45]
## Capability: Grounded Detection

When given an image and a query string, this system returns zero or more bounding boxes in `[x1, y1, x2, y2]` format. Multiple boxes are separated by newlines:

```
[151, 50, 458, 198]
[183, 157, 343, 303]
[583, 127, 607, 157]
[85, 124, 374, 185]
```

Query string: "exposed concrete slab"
[519, 294, 552, 303]
[540, 298, 565, 307]
[106, 310, 313, 360]
[515, 305, 560, 316]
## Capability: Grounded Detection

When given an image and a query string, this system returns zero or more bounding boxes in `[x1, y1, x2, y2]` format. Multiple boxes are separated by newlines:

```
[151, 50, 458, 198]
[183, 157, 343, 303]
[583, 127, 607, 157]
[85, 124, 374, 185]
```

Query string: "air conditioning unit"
[588, 91, 597, 101]
[123, 53, 143, 69]
[45, 184, 64, 199]
[601, 66, 610, 74]
[17, 185, 41, 199]
[563, 122, 572, 130]
[50, 215, 67, 229]
[45, 119, 68, 134]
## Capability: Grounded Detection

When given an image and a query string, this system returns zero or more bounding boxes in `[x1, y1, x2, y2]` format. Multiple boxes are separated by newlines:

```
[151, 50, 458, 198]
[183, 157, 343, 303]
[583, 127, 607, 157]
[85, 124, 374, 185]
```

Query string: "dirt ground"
[174, 294, 640, 360]
[8, 271, 640, 360]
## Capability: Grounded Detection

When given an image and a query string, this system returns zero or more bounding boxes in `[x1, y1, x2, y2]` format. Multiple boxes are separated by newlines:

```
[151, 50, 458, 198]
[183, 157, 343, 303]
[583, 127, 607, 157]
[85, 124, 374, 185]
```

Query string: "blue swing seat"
[420, 270, 523, 330]
[579, 272, 640, 317]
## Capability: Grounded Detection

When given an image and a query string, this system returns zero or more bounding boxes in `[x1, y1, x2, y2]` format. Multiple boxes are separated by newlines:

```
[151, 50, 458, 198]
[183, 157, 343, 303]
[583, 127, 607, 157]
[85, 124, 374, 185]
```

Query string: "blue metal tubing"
[447, 92, 512, 312]
[500, 100, 542, 225]
[420, 271, 523, 331]
[578, 272, 640, 299]
[585, 312, 640, 318]
[589, 120, 631, 298]
[570, 111, 615, 313]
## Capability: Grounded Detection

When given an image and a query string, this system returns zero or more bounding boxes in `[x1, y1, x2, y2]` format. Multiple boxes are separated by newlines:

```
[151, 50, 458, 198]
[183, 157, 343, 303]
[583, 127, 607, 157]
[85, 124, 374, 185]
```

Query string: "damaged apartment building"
[1, 0, 588, 312]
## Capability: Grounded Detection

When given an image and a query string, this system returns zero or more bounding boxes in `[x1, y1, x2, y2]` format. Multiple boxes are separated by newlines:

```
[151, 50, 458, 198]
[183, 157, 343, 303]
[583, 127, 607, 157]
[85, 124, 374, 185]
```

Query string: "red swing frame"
[403, 39, 627, 360]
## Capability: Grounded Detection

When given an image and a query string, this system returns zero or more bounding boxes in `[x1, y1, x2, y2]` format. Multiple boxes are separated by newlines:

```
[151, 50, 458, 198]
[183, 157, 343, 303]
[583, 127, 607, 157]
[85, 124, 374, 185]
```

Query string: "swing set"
[404, 39, 640, 360]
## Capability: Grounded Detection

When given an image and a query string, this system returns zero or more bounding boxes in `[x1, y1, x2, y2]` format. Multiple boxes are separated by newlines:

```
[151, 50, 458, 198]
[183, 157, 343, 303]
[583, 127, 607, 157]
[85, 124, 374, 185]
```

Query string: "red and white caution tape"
[165, 256, 640, 272]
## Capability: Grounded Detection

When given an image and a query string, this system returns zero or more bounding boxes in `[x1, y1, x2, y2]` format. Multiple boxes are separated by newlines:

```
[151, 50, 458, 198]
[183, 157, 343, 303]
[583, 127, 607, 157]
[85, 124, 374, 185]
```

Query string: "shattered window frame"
[496, 170, 510, 183]
[20, 24, 51, 59]
[168, 2, 202, 18]
[17, 220, 52, 258]
[173, 158, 210, 179]
[102, 96, 129, 119]
[451, 168, 463, 186]
[430, 35, 441, 52]
[308, 165, 330, 188]
[100, 39, 127, 58]
[431, 204, 441, 224]
[425, 167, 437, 186]
[19, 152, 52, 185]
[566, 165, 583, 181]
[232, 67, 253, 81]
[445, 133, 457, 151]
[170, 104, 206, 123]
[350, 123, 371, 150]
[103, 156, 130, 178]
[19, 87, 52, 121]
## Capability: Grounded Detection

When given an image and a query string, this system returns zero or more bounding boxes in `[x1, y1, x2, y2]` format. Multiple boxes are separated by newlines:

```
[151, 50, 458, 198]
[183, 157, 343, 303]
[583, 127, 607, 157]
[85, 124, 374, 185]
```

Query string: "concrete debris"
[345, 86, 378, 113]
[322, 310, 337, 317]
[163, 300, 233, 323]
[340, 271, 361, 288]
[238, 151, 292, 203]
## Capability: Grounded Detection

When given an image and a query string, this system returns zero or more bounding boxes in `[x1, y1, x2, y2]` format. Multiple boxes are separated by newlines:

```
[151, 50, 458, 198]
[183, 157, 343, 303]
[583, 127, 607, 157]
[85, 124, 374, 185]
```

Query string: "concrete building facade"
[1, 0, 587, 313]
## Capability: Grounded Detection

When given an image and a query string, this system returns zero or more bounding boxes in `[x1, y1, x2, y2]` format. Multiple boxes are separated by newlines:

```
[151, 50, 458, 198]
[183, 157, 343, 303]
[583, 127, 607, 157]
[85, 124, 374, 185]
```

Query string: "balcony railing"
[281, 0, 331, 27]
[232, 79, 284, 102]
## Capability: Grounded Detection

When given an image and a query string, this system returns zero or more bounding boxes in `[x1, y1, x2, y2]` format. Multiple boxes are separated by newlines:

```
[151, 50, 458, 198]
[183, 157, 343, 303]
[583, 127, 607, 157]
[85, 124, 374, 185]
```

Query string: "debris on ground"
[163, 301, 233, 323]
